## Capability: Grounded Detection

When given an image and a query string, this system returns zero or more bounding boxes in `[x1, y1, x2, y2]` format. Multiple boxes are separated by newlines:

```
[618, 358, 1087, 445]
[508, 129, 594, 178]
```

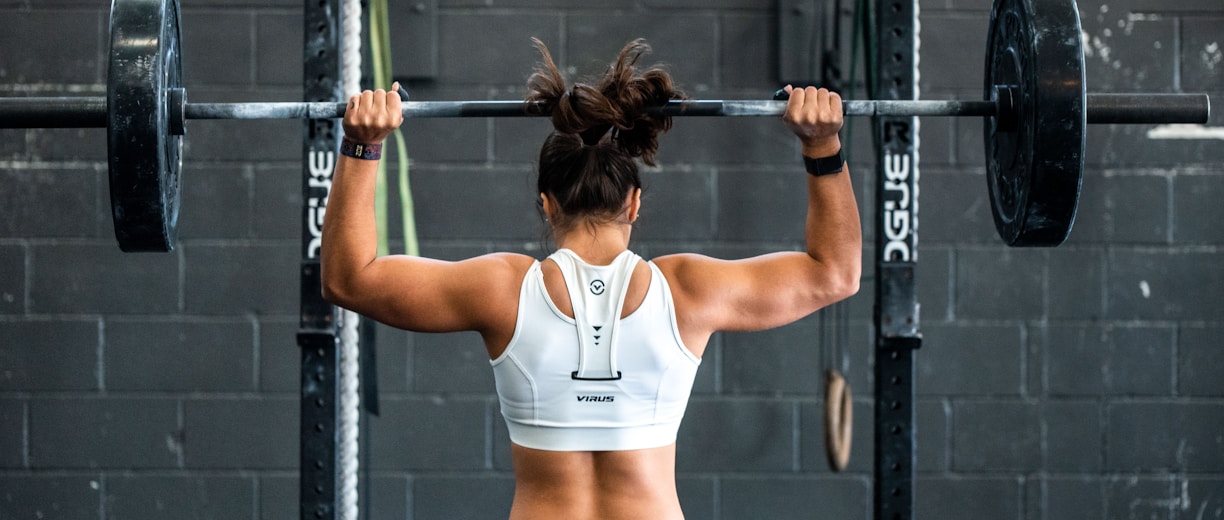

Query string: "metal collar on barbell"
[990, 85, 1020, 133]
[168, 88, 186, 136]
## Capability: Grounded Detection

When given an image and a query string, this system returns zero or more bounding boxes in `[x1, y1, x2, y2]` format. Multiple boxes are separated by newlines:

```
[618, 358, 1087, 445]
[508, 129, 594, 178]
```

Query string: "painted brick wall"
[0, 0, 1221, 519]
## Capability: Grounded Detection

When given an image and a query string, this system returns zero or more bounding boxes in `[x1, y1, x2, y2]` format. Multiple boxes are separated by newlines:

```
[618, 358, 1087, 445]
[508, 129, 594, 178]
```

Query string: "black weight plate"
[984, 0, 1085, 246]
[108, 0, 183, 252]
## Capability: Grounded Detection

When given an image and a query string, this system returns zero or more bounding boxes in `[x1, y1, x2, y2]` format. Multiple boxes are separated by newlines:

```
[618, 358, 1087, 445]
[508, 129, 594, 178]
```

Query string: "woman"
[321, 39, 861, 520]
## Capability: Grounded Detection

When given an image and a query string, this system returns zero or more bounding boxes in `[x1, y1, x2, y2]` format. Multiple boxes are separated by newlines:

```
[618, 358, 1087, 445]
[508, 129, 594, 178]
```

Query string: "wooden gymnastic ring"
[824, 369, 852, 472]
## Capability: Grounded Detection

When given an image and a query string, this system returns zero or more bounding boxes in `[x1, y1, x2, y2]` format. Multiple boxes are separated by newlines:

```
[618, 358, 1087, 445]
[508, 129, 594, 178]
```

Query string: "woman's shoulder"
[468, 252, 539, 276]
[649, 252, 716, 275]
[647, 253, 723, 299]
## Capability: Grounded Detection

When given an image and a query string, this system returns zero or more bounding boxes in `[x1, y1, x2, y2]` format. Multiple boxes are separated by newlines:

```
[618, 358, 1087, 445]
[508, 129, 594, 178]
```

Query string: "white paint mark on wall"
[1147, 124, 1224, 141]
[1082, 30, 1123, 70]
[1181, 478, 1190, 511]
[1082, 31, 1114, 62]
[1203, 42, 1222, 70]
[1128, 12, 1164, 22]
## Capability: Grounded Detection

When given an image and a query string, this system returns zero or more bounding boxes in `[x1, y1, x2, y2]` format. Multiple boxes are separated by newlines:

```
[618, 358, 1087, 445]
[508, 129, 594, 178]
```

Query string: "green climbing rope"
[369, 0, 419, 257]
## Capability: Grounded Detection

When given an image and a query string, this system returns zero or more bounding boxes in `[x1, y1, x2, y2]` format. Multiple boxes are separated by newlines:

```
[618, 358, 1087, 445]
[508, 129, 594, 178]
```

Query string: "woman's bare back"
[508, 444, 685, 520]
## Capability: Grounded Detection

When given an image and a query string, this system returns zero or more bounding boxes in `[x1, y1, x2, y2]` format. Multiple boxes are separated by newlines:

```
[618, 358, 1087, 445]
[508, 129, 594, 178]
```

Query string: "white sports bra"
[490, 249, 701, 451]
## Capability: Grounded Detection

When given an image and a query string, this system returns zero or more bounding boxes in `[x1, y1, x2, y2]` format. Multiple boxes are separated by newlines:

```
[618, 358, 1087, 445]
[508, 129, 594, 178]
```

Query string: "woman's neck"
[553, 222, 632, 265]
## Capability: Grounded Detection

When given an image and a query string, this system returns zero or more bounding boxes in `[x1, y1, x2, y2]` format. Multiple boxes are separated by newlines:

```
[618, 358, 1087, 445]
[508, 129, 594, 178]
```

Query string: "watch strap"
[340, 138, 383, 161]
[803, 150, 845, 176]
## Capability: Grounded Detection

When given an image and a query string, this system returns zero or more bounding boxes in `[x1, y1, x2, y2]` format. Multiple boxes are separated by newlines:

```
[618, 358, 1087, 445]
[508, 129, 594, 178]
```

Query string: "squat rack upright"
[296, 0, 344, 519]
[871, 1, 921, 518]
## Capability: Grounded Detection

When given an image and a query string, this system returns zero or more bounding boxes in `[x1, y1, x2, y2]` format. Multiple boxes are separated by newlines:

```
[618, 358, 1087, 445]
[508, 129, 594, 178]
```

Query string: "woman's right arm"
[320, 86, 529, 337]
[656, 86, 862, 348]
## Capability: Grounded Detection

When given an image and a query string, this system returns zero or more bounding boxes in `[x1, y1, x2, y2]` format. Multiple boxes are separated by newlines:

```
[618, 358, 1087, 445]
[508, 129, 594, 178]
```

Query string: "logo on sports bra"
[576, 395, 615, 402]
[589, 279, 606, 295]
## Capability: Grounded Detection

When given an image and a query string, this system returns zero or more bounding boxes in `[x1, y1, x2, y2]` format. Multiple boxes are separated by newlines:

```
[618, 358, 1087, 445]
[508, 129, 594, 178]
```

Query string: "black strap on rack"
[298, 0, 343, 518]
[872, 0, 921, 519]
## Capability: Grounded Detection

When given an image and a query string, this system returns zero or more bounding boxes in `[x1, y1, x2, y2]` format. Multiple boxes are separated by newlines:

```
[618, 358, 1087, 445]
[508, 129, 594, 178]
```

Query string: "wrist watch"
[803, 149, 845, 177]
[340, 139, 382, 160]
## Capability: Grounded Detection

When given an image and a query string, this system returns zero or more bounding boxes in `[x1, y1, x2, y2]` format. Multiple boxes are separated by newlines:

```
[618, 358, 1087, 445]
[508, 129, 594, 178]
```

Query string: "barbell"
[0, 0, 1211, 252]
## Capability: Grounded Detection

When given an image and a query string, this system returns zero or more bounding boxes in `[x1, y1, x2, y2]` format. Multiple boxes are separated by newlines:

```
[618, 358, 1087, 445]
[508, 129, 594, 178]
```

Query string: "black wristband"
[803, 149, 845, 176]
[340, 138, 382, 161]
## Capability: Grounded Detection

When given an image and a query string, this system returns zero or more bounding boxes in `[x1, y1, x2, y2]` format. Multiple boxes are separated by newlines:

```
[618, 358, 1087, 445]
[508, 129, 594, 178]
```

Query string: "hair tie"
[579, 124, 612, 146]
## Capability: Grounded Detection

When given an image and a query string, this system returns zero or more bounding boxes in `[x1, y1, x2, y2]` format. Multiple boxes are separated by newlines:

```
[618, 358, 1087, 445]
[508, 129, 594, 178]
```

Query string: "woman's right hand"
[781, 85, 843, 159]
[341, 82, 405, 145]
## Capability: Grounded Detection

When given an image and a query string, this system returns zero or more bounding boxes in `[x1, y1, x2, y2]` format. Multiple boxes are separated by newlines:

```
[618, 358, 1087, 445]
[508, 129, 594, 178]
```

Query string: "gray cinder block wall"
[1, 0, 1222, 518]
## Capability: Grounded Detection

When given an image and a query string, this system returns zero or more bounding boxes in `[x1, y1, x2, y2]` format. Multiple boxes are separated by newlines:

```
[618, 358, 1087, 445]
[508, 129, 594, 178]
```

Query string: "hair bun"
[525, 38, 686, 166]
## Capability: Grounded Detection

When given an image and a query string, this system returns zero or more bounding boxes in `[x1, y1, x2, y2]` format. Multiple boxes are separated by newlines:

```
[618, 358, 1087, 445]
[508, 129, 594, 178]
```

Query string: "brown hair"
[525, 38, 686, 229]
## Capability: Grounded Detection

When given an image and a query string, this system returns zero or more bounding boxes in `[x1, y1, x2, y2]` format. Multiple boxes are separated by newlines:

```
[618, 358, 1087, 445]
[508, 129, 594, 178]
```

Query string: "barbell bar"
[0, 0, 1214, 252]
[0, 93, 1208, 128]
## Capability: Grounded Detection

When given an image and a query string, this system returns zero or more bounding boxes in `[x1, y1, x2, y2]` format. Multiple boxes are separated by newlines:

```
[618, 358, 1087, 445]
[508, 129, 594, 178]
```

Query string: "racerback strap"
[549, 249, 640, 381]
